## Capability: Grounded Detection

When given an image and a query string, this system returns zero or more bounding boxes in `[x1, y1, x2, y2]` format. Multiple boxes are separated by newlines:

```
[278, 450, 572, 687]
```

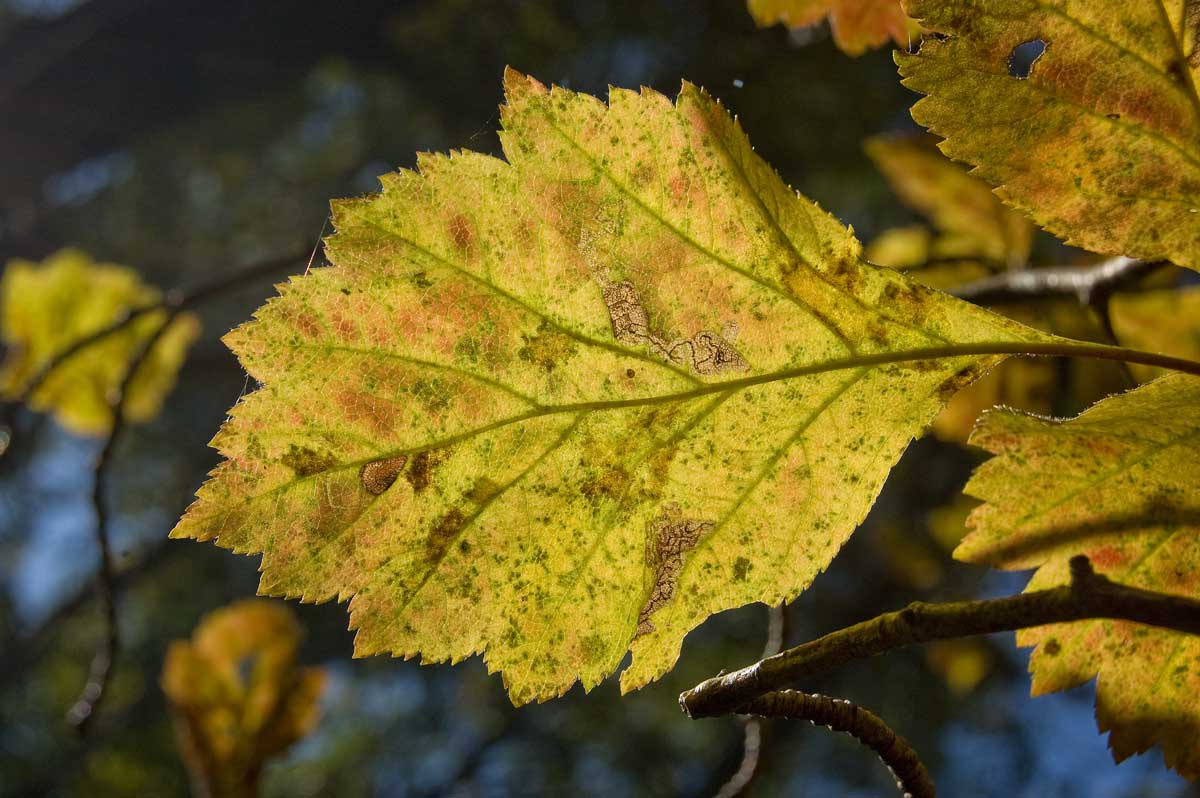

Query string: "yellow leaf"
[161, 600, 325, 798]
[865, 134, 1033, 268]
[0, 249, 199, 436]
[898, 0, 1200, 271]
[864, 224, 933, 270]
[171, 70, 1052, 705]
[1111, 286, 1200, 381]
[958, 373, 1200, 778]
[748, 0, 918, 56]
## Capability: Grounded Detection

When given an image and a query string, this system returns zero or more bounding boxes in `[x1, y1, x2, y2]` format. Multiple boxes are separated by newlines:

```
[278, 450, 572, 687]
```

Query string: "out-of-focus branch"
[713, 603, 787, 798]
[948, 256, 1167, 306]
[66, 311, 180, 732]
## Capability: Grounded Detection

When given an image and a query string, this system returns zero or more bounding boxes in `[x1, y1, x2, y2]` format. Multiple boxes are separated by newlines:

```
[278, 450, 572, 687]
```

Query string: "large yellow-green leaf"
[749, 0, 918, 55]
[898, 0, 1200, 271]
[865, 133, 1033, 267]
[1, 249, 200, 435]
[172, 70, 1050, 704]
[958, 373, 1200, 778]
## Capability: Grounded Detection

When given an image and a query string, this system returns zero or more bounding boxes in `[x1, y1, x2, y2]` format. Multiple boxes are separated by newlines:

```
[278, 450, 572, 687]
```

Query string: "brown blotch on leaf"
[281, 445, 337, 477]
[406, 449, 449, 493]
[467, 476, 501, 503]
[636, 505, 712, 636]
[426, 508, 466, 561]
[359, 455, 409, 496]
[936, 363, 986, 402]
[1043, 638, 1061, 656]
[448, 214, 475, 256]
[580, 466, 632, 502]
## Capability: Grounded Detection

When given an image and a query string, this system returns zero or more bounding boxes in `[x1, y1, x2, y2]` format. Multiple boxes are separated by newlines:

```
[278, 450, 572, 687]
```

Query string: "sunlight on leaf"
[748, 0, 919, 56]
[958, 373, 1200, 779]
[0, 249, 199, 436]
[898, 0, 1200, 271]
[162, 599, 326, 798]
[171, 70, 1052, 705]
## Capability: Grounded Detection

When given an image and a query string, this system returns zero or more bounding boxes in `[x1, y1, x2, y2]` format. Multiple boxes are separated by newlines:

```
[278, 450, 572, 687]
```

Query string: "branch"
[681, 556, 1200, 719]
[713, 603, 787, 798]
[739, 691, 935, 798]
[1, 250, 311, 460]
[948, 257, 1167, 306]
[66, 311, 183, 732]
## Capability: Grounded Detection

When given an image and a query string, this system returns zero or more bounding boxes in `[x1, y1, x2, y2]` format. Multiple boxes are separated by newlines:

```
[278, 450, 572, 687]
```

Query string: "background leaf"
[0, 249, 199, 436]
[958, 373, 1200, 779]
[898, 0, 1200, 271]
[161, 599, 326, 798]
[748, 0, 918, 56]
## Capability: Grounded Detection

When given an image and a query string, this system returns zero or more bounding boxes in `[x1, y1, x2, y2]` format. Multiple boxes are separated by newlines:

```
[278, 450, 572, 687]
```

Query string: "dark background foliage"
[0, 1, 1194, 796]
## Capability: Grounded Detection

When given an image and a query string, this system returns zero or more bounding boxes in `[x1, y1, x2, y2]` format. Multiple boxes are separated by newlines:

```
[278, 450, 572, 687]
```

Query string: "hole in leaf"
[1008, 39, 1047, 78]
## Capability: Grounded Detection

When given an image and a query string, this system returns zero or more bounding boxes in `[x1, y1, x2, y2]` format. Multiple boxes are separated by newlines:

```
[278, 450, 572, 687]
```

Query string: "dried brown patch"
[359, 455, 409, 495]
[406, 448, 450, 493]
[281, 445, 337, 477]
[448, 214, 475, 256]
[636, 505, 712, 635]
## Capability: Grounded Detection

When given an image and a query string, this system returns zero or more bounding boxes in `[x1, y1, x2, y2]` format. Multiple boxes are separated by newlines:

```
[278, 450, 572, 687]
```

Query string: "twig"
[948, 257, 1167, 306]
[681, 556, 1200, 719]
[0, 250, 309, 459]
[66, 310, 180, 733]
[713, 603, 787, 798]
[739, 691, 934, 798]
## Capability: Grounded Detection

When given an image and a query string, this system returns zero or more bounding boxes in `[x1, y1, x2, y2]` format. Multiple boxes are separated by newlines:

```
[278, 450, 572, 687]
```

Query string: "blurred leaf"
[925, 639, 992, 695]
[748, 0, 919, 56]
[864, 224, 932, 270]
[865, 133, 1033, 268]
[170, 70, 1053, 705]
[1111, 287, 1200, 381]
[958, 373, 1200, 778]
[162, 599, 326, 798]
[898, 0, 1200, 271]
[0, 249, 199, 436]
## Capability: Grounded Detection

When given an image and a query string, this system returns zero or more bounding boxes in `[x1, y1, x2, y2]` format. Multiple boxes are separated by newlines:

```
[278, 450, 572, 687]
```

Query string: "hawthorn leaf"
[864, 224, 934, 270]
[865, 133, 1033, 268]
[958, 373, 1200, 778]
[172, 70, 1052, 704]
[0, 249, 200, 435]
[748, 0, 918, 56]
[898, 0, 1200, 271]
[162, 599, 326, 798]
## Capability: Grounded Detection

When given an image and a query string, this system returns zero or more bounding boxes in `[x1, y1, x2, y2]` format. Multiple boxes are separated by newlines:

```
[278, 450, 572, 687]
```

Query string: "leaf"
[958, 373, 1200, 778]
[748, 0, 918, 56]
[864, 224, 934, 270]
[171, 69, 1051, 705]
[161, 599, 326, 798]
[865, 133, 1033, 268]
[0, 249, 200, 436]
[898, 0, 1200, 271]
[1111, 286, 1200, 381]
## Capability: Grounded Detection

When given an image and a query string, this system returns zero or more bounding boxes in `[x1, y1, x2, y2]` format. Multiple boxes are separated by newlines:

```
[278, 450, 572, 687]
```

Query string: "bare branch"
[948, 257, 1167, 306]
[739, 691, 935, 798]
[66, 311, 180, 732]
[681, 556, 1200, 719]
[713, 603, 788, 798]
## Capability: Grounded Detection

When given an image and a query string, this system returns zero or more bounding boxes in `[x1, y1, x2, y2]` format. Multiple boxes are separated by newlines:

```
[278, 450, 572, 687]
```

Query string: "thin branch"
[1, 250, 310, 460]
[739, 691, 935, 798]
[66, 310, 180, 733]
[713, 603, 788, 798]
[948, 257, 1168, 306]
[681, 556, 1200, 719]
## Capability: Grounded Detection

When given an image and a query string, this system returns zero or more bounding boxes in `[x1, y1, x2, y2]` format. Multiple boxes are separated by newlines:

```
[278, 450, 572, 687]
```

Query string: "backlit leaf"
[958, 373, 1200, 778]
[898, 0, 1200, 271]
[0, 249, 200, 436]
[865, 133, 1033, 268]
[162, 599, 326, 798]
[172, 70, 1051, 704]
[1111, 286, 1200, 381]
[748, 0, 918, 56]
